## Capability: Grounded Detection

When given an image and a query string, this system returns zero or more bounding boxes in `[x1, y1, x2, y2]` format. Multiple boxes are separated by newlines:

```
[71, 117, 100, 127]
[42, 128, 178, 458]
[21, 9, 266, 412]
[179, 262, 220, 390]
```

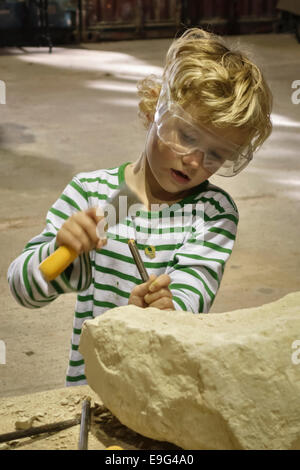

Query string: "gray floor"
[1, 33, 300, 397]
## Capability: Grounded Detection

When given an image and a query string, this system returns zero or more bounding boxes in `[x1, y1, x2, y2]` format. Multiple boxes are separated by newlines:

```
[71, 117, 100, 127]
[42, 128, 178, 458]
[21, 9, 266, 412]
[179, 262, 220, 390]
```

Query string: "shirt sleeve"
[166, 208, 239, 314]
[7, 175, 93, 309]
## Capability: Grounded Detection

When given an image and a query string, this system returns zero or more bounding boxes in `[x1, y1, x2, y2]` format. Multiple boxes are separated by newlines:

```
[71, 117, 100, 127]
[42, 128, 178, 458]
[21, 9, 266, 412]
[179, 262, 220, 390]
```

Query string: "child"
[7, 28, 272, 386]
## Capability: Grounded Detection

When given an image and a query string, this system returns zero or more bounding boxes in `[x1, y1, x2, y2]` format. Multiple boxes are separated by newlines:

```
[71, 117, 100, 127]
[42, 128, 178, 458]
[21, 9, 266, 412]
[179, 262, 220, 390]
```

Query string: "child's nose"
[182, 152, 204, 169]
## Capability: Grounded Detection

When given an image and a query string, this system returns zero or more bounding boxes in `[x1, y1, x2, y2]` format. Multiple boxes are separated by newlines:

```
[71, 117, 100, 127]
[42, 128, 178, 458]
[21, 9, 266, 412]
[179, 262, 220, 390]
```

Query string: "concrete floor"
[0, 33, 300, 397]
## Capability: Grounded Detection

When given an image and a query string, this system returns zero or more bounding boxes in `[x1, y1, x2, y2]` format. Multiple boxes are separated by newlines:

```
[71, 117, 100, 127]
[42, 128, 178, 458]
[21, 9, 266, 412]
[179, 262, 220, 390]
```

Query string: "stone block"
[79, 292, 300, 449]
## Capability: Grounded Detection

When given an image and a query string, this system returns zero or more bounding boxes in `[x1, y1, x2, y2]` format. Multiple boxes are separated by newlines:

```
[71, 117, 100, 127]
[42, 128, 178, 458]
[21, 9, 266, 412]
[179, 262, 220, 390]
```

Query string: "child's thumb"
[144, 274, 157, 291]
[86, 207, 105, 224]
[86, 207, 108, 239]
[134, 274, 157, 298]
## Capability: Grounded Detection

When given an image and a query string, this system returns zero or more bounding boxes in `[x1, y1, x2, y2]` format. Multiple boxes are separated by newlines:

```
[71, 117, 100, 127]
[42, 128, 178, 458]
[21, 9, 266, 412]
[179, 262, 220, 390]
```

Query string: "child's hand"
[128, 274, 157, 308]
[56, 208, 107, 254]
[144, 274, 174, 311]
[128, 273, 174, 311]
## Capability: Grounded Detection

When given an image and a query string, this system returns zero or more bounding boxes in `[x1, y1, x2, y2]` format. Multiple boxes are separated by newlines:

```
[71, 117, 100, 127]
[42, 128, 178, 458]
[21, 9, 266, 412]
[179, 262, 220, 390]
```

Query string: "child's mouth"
[171, 169, 191, 184]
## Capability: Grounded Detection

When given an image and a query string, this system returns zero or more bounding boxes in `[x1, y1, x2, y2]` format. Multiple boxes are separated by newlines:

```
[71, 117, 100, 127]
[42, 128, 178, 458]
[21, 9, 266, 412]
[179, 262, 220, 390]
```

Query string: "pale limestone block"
[79, 292, 300, 450]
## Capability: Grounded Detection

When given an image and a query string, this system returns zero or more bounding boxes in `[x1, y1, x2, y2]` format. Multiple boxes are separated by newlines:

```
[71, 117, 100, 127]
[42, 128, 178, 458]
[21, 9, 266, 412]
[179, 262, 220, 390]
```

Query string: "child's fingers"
[146, 296, 174, 311]
[89, 207, 109, 241]
[96, 238, 107, 250]
[84, 209, 108, 249]
[144, 288, 172, 305]
[58, 209, 108, 253]
[86, 207, 105, 225]
[148, 274, 171, 293]
[57, 226, 84, 254]
[66, 217, 96, 252]
[74, 211, 107, 250]
[128, 294, 146, 308]
[131, 274, 157, 298]
[75, 211, 102, 245]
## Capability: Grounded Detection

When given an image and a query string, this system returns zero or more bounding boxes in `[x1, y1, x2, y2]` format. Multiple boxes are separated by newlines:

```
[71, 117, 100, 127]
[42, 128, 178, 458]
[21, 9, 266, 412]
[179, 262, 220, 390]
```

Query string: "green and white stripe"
[7, 161, 239, 386]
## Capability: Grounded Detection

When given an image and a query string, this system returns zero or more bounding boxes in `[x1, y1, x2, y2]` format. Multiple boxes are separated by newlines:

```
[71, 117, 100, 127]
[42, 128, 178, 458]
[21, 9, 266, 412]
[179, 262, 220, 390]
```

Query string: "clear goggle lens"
[154, 84, 253, 177]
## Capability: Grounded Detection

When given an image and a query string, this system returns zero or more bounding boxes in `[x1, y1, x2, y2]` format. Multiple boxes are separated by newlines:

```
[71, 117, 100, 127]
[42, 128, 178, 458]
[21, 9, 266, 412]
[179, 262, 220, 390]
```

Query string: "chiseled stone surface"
[79, 292, 300, 450]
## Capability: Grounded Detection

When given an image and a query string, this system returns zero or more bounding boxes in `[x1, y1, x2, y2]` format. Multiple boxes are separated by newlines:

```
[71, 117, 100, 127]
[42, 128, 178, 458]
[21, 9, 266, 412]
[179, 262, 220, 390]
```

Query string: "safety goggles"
[154, 82, 253, 177]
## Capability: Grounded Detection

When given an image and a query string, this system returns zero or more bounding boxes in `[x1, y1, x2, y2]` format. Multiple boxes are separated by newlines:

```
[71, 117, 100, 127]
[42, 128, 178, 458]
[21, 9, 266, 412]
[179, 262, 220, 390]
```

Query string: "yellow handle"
[39, 245, 78, 282]
[105, 446, 124, 450]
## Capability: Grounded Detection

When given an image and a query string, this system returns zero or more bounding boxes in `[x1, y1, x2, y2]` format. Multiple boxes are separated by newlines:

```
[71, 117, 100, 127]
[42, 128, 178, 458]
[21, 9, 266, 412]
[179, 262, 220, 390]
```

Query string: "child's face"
[145, 118, 247, 200]
[151, 81, 253, 183]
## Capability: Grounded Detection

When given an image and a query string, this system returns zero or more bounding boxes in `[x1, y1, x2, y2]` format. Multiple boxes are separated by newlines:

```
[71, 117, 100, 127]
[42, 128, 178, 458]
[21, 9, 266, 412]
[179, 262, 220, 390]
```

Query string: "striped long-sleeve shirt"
[7, 161, 239, 386]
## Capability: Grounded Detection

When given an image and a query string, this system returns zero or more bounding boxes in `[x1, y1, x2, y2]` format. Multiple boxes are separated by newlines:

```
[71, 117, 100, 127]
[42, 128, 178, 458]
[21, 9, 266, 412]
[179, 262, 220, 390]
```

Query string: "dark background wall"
[0, 0, 299, 47]
[83, 0, 279, 39]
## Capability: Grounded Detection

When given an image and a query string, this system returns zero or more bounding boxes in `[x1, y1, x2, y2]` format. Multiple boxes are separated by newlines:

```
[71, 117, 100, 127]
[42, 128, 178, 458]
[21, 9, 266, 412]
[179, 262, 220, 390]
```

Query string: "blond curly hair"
[137, 28, 273, 152]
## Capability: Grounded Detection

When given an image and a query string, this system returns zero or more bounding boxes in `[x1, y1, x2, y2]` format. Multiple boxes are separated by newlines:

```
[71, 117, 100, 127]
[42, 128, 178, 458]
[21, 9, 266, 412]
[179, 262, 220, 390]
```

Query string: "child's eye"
[207, 151, 223, 162]
[179, 130, 197, 145]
